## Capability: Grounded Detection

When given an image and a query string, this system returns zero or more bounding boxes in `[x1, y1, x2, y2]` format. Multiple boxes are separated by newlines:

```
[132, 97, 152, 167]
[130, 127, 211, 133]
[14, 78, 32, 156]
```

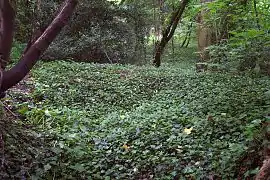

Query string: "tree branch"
[0, 0, 78, 92]
[167, 0, 189, 40]
[153, 0, 189, 67]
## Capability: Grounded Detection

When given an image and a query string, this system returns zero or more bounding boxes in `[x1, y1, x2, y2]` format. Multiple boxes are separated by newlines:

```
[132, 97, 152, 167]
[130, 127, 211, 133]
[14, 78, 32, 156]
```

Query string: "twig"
[0, 133, 5, 168]
[104, 50, 113, 64]
[0, 101, 18, 118]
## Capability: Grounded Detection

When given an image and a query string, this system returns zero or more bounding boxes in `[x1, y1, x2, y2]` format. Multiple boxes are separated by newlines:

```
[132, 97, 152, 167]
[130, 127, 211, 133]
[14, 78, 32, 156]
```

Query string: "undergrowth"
[3, 54, 270, 179]
[0, 109, 48, 179]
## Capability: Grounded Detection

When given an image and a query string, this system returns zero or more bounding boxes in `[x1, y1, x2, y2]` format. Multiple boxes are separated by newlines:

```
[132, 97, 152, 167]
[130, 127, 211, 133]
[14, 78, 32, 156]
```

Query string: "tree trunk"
[181, 20, 193, 48]
[197, 0, 216, 61]
[0, 0, 78, 93]
[0, 0, 16, 69]
[153, 0, 189, 67]
[253, 0, 260, 30]
[154, 39, 166, 67]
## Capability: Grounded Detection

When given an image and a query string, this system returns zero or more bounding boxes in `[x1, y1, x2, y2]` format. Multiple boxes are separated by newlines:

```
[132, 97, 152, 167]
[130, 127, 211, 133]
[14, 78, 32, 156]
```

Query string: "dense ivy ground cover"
[11, 59, 270, 179]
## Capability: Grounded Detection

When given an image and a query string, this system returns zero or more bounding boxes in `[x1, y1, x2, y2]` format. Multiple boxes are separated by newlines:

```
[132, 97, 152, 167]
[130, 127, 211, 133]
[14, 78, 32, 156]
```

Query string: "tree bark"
[197, 0, 216, 61]
[153, 0, 189, 67]
[0, 0, 78, 93]
[0, 0, 16, 69]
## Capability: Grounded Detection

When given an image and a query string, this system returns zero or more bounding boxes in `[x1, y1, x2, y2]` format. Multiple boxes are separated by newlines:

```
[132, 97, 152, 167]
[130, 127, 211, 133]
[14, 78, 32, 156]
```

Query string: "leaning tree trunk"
[197, 0, 216, 61]
[153, 0, 189, 67]
[181, 19, 193, 48]
[0, 0, 78, 94]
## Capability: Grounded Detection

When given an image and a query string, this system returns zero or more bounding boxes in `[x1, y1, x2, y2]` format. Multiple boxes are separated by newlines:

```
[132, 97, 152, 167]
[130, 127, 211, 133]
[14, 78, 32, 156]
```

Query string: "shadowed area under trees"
[16, 0, 151, 64]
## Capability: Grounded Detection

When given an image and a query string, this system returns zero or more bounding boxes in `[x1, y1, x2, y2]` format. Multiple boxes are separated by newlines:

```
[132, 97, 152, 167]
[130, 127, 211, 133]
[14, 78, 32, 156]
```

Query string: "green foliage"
[15, 1, 33, 42]
[0, 109, 47, 179]
[10, 42, 25, 63]
[203, 0, 270, 74]
[37, 0, 150, 64]
[207, 28, 270, 72]
[10, 60, 270, 179]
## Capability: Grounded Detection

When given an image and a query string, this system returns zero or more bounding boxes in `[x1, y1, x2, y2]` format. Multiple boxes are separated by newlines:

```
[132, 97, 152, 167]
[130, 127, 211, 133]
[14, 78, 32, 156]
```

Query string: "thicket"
[204, 0, 270, 74]
[15, 0, 152, 64]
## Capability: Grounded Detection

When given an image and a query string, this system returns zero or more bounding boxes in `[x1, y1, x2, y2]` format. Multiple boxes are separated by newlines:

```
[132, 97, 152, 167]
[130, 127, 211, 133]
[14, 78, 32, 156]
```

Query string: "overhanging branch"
[0, 0, 78, 92]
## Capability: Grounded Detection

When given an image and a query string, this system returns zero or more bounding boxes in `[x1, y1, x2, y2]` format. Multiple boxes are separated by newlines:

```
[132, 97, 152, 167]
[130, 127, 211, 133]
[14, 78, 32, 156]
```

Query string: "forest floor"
[1, 47, 270, 179]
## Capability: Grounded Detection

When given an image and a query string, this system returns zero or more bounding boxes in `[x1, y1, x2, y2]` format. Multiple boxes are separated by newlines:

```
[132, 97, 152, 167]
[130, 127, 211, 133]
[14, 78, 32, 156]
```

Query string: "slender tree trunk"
[153, 0, 189, 67]
[185, 32, 191, 48]
[0, 0, 78, 93]
[181, 20, 193, 48]
[253, 0, 260, 30]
